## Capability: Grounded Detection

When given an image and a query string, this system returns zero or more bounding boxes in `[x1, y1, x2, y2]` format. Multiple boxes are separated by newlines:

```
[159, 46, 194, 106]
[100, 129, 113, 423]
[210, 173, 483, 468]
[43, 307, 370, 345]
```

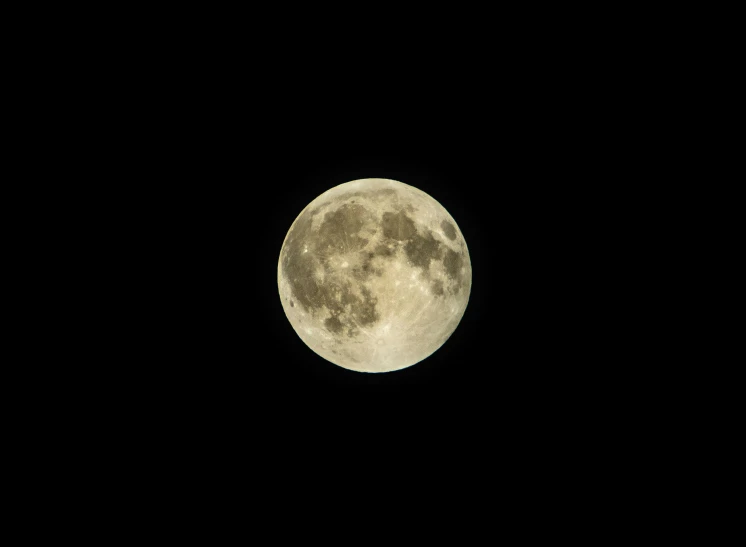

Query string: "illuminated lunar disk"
[278, 178, 471, 373]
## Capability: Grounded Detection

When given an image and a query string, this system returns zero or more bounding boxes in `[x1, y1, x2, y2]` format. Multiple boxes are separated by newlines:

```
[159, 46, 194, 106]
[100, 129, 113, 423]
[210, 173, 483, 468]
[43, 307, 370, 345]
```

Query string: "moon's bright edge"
[278, 178, 471, 373]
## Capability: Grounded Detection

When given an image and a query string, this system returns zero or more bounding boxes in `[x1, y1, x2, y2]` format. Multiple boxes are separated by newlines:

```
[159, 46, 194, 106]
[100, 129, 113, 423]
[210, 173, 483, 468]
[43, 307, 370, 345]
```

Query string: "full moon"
[278, 178, 471, 373]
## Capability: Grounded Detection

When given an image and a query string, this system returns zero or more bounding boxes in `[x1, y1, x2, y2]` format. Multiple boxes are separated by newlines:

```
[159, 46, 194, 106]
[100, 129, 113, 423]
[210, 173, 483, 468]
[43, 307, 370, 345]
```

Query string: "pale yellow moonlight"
[278, 178, 471, 373]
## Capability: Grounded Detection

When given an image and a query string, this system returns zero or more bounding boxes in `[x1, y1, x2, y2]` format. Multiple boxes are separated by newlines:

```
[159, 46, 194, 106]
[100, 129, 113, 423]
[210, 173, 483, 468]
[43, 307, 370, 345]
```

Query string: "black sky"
[109, 42, 628, 434]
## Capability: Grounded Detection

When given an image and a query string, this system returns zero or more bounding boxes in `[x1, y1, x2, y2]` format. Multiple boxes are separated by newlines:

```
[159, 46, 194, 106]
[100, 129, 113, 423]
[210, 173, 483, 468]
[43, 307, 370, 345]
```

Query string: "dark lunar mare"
[443, 248, 464, 293]
[282, 201, 381, 336]
[441, 220, 457, 240]
[379, 209, 467, 296]
[381, 211, 416, 241]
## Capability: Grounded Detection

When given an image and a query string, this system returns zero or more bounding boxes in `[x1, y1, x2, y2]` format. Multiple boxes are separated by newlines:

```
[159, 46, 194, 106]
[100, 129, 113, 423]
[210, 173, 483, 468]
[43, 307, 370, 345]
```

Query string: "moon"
[278, 178, 471, 373]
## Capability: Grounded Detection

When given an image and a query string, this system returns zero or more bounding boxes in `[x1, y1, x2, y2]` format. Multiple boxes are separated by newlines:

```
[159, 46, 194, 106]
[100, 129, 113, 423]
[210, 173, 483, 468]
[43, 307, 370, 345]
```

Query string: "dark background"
[130, 88, 613, 397]
[87, 19, 639, 441]
[26, 8, 678, 529]
[97, 80, 633, 484]
[23, 12, 678, 529]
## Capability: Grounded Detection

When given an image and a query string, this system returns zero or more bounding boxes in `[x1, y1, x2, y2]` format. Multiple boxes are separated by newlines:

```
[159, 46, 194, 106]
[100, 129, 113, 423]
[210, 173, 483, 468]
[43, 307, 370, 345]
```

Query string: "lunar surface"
[278, 178, 471, 373]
